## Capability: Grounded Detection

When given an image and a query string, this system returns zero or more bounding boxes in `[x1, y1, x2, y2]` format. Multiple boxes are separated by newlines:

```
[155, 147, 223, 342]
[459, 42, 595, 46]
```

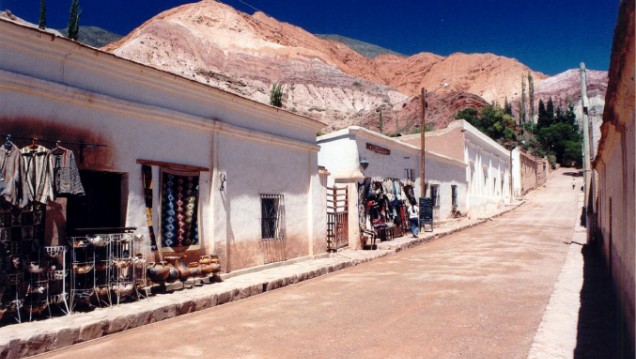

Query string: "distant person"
[408, 201, 419, 238]
[572, 178, 576, 190]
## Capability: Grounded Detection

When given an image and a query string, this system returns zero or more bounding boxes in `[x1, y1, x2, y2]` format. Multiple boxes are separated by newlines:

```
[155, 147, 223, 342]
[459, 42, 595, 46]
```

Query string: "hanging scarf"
[141, 165, 158, 251]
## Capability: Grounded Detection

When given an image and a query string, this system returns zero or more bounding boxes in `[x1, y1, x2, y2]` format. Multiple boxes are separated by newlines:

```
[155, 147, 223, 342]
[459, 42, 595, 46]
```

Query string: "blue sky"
[0, 0, 620, 75]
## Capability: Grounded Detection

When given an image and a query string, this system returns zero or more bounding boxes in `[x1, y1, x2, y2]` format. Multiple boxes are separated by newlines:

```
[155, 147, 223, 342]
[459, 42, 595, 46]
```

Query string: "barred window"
[260, 194, 285, 240]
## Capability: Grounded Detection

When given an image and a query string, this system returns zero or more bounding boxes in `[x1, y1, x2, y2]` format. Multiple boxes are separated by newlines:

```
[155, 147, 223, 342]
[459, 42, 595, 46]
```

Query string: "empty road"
[36, 170, 580, 358]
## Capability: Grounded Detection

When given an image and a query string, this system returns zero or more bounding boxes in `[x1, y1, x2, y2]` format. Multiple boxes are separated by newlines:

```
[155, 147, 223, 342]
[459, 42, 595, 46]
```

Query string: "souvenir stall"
[357, 178, 416, 244]
[0, 134, 89, 322]
[0, 135, 224, 324]
[0, 136, 141, 322]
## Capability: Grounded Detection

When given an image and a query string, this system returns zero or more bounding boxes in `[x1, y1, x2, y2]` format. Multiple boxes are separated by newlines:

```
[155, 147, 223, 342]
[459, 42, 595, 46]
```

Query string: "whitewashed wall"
[0, 21, 326, 272]
[462, 121, 511, 216]
[318, 126, 467, 237]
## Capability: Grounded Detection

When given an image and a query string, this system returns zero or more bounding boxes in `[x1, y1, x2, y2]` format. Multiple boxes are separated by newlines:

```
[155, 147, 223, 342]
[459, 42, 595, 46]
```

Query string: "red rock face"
[99, 1, 600, 133]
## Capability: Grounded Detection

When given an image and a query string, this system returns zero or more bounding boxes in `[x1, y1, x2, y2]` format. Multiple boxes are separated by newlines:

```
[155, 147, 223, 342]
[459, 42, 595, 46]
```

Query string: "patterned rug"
[161, 169, 199, 248]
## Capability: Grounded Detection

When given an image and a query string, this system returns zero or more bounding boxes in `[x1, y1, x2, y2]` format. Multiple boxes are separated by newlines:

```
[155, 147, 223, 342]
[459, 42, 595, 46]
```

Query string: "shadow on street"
[574, 243, 635, 359]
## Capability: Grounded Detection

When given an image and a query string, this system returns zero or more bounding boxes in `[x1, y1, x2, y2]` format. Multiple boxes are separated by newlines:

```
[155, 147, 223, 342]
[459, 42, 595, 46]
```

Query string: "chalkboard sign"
[419, 197, 434, 231]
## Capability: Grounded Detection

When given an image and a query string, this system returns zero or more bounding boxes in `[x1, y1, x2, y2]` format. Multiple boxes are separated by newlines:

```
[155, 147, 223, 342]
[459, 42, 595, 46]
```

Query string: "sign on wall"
[366, 143, 391, 155]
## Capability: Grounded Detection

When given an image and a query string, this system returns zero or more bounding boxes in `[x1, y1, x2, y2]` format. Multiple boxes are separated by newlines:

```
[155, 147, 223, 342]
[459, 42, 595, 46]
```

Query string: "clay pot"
[112, 283, 134, 296]
[165, 262, 179, 284]
[94, 285, 110, 297]
[209, 262, 221, 274]
[27, 261, 45, 274]
[146, 261, 170, 283]
[28, 280, 48, 294]
[72, 239, 87, 248]
[73, 263, 94, 274]
[133, 254, 146, 269]
[199, 255, 214, 265]
[166, 256, 191, 282]
[187, 262, 202, 278]
[199, 262, 214, 276]
[87, 235, 106, 247]
[113, 260, 131, 269]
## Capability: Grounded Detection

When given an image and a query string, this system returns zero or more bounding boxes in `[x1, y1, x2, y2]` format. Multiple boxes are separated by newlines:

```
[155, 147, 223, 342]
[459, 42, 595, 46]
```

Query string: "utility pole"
[579, 62, 591, 224]
[420, 88, 427, 199]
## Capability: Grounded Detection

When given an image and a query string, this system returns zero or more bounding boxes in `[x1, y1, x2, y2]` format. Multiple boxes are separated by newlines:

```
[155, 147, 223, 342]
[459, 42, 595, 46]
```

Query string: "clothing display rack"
[2, 134, 107, 164]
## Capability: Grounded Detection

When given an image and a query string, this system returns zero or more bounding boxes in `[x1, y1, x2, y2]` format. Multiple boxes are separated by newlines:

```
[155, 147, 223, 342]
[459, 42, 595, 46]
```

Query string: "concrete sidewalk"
[528, 191, 632, 359]
[0, 202, 524, 359]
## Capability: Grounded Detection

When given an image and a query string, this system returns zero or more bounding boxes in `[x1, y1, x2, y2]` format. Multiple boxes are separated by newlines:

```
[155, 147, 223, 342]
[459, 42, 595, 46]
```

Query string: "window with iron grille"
[260, 194, 285, 240]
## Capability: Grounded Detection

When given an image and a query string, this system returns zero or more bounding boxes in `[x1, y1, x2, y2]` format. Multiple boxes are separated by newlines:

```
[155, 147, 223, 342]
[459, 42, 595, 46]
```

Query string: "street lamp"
[420, 83, 449, 198]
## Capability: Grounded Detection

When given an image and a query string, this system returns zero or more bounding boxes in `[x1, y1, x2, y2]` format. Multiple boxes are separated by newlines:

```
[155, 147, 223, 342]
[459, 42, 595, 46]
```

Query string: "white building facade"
[402, 120, 512, 217]
[0, 20, 327, 273]
[318, 126, 466, 247]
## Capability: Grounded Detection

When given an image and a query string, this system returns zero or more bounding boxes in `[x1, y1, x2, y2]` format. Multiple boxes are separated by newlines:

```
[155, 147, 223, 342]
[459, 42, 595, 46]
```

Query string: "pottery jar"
[166, 256, 191, 282]
[199, 255, 213, 265]
[146, 261, 170, 283]
[187, 262, 202, 278]
[165, 261, 179, 284]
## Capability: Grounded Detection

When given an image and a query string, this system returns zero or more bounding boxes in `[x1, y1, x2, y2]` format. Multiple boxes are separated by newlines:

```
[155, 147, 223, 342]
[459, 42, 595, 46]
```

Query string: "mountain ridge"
[2, 3, 607, 134]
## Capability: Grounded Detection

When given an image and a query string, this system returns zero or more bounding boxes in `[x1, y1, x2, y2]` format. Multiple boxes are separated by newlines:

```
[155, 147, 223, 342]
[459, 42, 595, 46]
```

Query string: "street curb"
[0, 202, 524, 358]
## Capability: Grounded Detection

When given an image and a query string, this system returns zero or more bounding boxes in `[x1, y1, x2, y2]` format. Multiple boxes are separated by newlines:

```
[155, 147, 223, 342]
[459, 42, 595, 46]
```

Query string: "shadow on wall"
[574, 244, 635, 359]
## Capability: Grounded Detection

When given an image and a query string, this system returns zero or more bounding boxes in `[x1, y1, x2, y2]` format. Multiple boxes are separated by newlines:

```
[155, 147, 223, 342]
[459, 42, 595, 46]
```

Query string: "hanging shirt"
[47, 147, 85, 196]
[20, 145, 53, 207]
[0, 143, 23, 206]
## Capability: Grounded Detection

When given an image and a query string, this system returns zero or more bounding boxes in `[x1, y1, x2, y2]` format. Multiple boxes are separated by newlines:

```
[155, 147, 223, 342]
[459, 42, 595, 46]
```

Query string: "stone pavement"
[0, 201, 524, 358]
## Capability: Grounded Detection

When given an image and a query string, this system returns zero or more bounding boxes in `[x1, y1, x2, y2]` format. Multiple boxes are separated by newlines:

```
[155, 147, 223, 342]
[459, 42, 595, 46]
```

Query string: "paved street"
[36, 171, 579, 359]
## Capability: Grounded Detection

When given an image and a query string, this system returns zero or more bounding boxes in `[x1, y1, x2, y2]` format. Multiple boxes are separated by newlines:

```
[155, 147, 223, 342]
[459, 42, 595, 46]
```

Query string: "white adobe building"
[402, 120, 512, 217]
[0, 20, 327, 273]
[318, 126, 466, 248]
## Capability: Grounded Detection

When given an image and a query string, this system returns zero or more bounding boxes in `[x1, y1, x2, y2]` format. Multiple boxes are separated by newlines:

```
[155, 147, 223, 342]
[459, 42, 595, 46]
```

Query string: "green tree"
[378, 110, 383, 133]
[269, 81, 283, 107]
[38, 0, 46, 29]
[528, 72, 535, 122]
[504, 97, 513, 115]
[456, 105, 516, 143]
[455, 108, 479, 123]
[536, 105, 582, 167]
[519, 74, 527, 125]
[537, 99, 551, 129]
[67, 0, 81, 41]
[546, 97, 555, 120]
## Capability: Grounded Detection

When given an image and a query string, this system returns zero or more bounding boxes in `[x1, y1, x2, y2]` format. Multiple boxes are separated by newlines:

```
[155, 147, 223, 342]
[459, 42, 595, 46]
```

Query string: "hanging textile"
[382, 179, 395, 202]
[160, 168, 199, 248]
[141, 165, 158, 251]
[47, 147, 85, 196]
[0, 203, 45, 256]
[20, 144, 53, 207]
[0, 143, 22, 206]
